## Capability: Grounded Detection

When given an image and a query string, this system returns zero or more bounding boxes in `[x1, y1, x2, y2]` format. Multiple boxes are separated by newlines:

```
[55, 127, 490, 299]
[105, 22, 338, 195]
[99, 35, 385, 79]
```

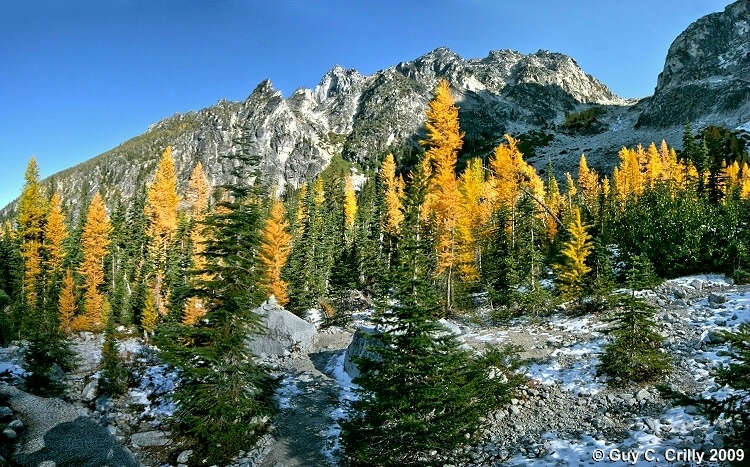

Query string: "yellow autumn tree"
[553, 207, 593, 300]
[145, 146, 180, 316]
[75, 192, 111, 332]
[58, 269, 77, 333]
[544, 169, 564, 240]
[419, 79, 464, 309]
[141, 290, 158, 340]
[456, 158, 488, 281]
[17, 157, 49, 306]
[487, 135, 546, 215]
[258, 199, 293, 306]
[613, 147, 644, 203]
[577, 154, 601, 216]
[740, 163, 750, 199]
[181, 162, 212, 326]
[45, 192, 67, 276]
[380, 153, 405, 236]
[343, 174, 358, 232]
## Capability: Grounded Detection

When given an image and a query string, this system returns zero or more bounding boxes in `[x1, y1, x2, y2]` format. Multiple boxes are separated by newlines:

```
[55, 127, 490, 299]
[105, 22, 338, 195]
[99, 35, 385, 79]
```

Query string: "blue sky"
[0, 0, 732, 208]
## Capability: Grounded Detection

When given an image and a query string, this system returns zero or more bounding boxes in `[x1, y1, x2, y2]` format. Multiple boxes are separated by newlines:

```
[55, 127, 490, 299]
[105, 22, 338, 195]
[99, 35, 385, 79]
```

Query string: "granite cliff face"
[636, 0, 750, 128]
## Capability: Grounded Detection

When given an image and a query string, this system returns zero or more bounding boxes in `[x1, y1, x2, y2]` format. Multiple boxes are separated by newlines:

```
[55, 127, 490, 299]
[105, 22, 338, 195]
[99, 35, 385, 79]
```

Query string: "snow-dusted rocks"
[247, 296, 317, 357]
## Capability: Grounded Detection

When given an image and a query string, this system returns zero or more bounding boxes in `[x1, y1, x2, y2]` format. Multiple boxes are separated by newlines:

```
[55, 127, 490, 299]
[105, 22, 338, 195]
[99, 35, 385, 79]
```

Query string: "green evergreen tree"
[156, 128, 275, 464]
[0, 229, 23, 343]
[353, 175, 387, 297]
[599, 294, 671, 384]
[341, 163, 523, 465]
[625, 253, 659, 291]
[99, 312, 128, 396]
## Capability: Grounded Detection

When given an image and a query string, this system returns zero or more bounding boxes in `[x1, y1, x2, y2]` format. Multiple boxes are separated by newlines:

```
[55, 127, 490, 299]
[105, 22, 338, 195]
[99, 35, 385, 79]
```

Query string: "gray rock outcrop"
[636, 0, 750, 128]
[247, 296, 317, 357]
[0, 385, 139, 467]
[343, 327, 383, 379]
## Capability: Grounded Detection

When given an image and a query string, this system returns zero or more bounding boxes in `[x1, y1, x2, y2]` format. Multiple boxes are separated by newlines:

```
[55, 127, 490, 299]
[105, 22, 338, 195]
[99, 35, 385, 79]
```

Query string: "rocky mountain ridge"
[2, 0, 749, 217]
[636, 0, 750, 128]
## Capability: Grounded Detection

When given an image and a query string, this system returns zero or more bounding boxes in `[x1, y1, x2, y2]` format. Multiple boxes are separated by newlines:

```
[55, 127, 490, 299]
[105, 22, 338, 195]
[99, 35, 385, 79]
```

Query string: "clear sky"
[0, 0, 733, 208]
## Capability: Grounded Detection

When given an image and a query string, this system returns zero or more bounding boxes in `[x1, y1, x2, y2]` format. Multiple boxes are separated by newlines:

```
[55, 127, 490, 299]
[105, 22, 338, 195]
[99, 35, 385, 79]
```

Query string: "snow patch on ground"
[322, 352, 359, 464]
[275, 375, 302, 410]
[129, 363, 179, 418]
[526, 338, 607, 395]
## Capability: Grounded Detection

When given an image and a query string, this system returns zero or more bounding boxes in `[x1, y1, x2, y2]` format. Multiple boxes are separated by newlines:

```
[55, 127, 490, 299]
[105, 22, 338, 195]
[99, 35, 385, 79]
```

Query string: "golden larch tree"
[553, 207, 593, 300]
[380, 153, 405, 236]
[58, 269, 77, 333]
[17, 157, 49, 306]
[544, 170, 563, 240]
[141, 290, 158, 339]
[145, 146, 180, 316]
[577, 154, 601, 216]
[419, 79, 464, 309]
[456, 158, 488, 281]
[343, 175, 358, 232]
[258, 199, 293, 306]
[45, 192, 68, 275]
[740, 163, 750, 199]
[181, 162, 212, 326]
[75, 192, 111, 332]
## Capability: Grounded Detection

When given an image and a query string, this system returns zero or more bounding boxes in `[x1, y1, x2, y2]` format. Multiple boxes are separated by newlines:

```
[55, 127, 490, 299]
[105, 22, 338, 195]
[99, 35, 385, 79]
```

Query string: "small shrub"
[563, 107, 606, 134]
[732, 269, 750, 285]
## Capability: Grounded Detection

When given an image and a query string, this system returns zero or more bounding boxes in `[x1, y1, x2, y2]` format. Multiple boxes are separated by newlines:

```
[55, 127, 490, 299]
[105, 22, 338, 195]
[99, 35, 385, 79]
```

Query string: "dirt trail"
[258, 331, 352, 467]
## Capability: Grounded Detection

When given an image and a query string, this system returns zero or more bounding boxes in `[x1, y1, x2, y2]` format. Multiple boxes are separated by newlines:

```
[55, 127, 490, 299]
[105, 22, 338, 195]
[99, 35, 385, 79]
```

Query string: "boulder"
[177, 450, 193, 464]
[81, 379, 98, 402]
[708, 292, 728, 304]
[130, 430, 171, 447]
[438, 318, 462, 335]
[344, 327, 383, 379]
[247, 296, 317, 357]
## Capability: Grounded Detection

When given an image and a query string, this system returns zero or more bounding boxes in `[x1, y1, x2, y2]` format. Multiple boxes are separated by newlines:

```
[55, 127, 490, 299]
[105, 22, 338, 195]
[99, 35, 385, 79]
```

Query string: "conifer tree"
[342, 160, 523, 465]
[17, 157, 49, 308]
[258, 199, 292, 306]
[343, 174, 358, 233]
[577, 154, 601, 217]
[185, 161, 211, 267]
[58, 269, 77, 334]
[141, 290, 158, 338]
[544, 161, 563, 240]
[286, 175, 333, 313]
[44, 192, 67, 276]
[420, 79, 464, 310]
[144, 146, 180, 317]
[553, 207, 593, 301]
[74, 192, 112, 332]
[381, 153, 405, 237]
[455, 159, 482, 282]
[0, 227, 23, 342]
[99, 312, 127, 396]
[352, 175, 387, 296]
[156, 134, 274, 464]
[599, 295, 671, 383]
